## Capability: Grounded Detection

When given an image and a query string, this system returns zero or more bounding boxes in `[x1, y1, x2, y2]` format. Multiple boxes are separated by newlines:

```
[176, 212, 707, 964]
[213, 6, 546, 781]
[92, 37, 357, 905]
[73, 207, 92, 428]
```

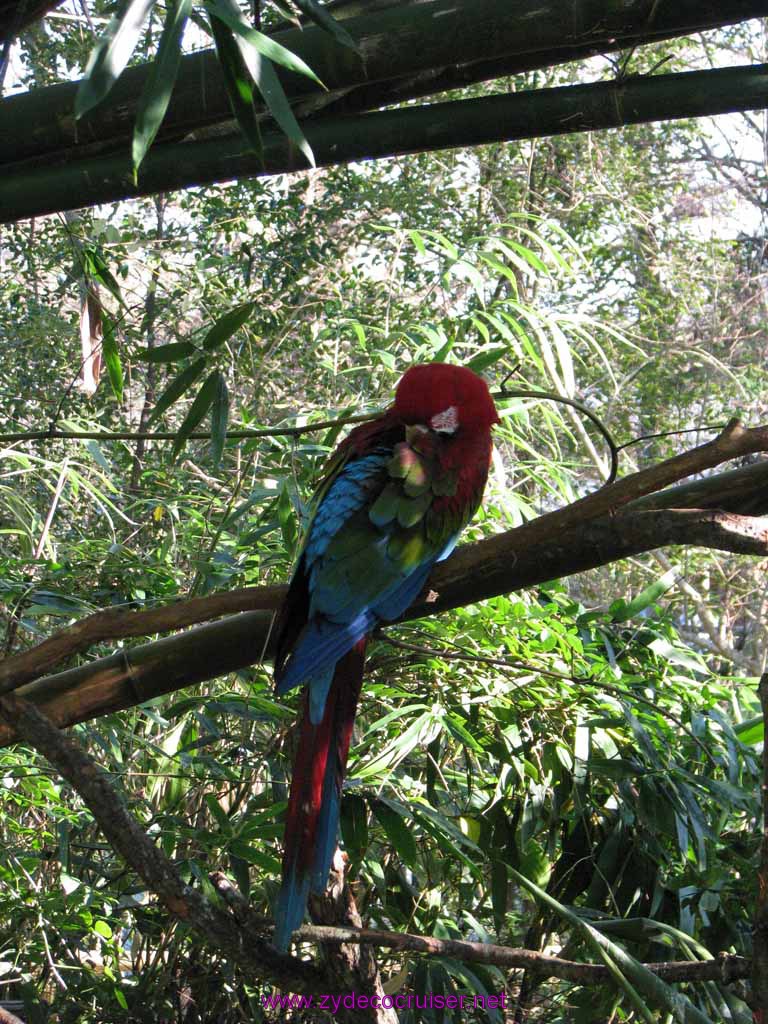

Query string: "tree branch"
[0, 694, 326, 992]
[0, 503, 765, 745]
[3, 424, 767, 701]
[295, 924, 751, 985]
[0, 585, 285, 696]
[4, 0, 763, 169]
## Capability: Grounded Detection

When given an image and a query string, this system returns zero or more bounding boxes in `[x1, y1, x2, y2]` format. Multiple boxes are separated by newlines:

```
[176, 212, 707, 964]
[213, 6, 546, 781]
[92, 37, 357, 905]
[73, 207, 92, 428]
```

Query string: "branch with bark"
[0, 426, 767, 744]
[294, 924, 751, 985]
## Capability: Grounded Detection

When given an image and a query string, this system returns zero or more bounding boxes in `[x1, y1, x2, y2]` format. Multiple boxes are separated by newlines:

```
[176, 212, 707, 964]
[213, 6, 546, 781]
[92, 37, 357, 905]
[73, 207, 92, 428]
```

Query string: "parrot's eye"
[429, 405, 459, 434]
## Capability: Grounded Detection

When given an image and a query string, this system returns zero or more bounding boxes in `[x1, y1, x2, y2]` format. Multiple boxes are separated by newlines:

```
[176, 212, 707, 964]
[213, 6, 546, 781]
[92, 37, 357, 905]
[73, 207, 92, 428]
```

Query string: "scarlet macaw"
[272, 362, 499, 950]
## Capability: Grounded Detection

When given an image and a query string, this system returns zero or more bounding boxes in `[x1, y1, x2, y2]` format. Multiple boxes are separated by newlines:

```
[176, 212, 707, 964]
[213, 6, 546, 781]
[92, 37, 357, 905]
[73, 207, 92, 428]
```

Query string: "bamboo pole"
[2, 0, 764, 170]
[2, 62, 768, 223]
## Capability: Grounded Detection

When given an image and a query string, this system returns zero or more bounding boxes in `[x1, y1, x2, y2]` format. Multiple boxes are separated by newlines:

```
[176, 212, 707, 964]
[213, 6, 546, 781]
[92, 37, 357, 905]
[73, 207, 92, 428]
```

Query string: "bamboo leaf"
[208, 14, 263, 157]
[205, 0, 323, 83]
[209, 371, 229, 468]
[205, 0, 316, 166]
[132, 0, 192, 180]
[372, 798, 419, 869]
[201, 301, 256, 351]
[734, 715, 762, 746]
[340, 793, 368, 859]
[148, 357, 207, 425]
[611, 566, 679, 622]
[467, 346, 508, 374]
[135, 341, 197, 363]
[101, 312, 124, 402]
[171, 370, 219, 459]
[76, 0, 157, 119]
[82, 246, 126, 308]
[290, 0, 360, 53]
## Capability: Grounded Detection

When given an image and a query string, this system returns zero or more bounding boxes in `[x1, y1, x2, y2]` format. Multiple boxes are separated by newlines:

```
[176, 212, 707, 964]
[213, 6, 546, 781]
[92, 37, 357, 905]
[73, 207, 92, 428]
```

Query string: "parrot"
[271, 362, 499, 950]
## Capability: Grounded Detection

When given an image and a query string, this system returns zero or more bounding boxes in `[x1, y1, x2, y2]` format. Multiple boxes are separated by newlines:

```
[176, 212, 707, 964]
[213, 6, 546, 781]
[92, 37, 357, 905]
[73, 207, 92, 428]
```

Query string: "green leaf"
[76, 0, 157, 119]
[341, 793, 368, 859]
[201, 301, 256, 351]
[372, 798, 419, 869]
[171, 370, 220, 459]
[444, 712, 483, 753]
[93, 919, 113, 940]
[208, 14, 263, 157]
[205, 0, 323, 83]
[290, 0, 360, 53]
[734, 715, 763, 746]
[611, 566, 679, 622]
[149, 357, 207, 425]
[648, 637, 705, 673]
[82, 246, 126, 308]
[210, 371, 229, 468]
[101, 312, 124, 402]
[490, 859, 507, 933]
[132, 0, 192, 180]
[204, 0, 316, 166]
[467, 346, 508, 374]
[276, 482, 298, 553]
[135, 341, 197, 363]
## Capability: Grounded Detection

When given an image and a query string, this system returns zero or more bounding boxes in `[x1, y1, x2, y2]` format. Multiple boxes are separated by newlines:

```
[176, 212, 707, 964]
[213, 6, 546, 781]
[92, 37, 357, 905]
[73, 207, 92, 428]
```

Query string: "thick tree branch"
[0, 694, 326, 992]
[0, 505, 765, 745]
[0, 585, 285, 695]
[2, 425, 767, 703]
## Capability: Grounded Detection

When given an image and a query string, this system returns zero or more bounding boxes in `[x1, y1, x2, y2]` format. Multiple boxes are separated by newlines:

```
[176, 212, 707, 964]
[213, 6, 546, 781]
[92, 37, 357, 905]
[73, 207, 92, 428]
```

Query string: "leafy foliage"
[0, 18, 765, 1022]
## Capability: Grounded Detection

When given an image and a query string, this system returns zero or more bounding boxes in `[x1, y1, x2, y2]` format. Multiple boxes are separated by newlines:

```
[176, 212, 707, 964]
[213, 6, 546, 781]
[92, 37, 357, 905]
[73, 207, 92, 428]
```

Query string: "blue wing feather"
[275, 439, 460, 723]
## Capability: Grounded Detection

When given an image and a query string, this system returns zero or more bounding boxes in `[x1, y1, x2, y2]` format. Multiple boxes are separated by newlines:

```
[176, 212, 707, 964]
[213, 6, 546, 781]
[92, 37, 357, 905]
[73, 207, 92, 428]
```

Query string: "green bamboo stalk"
[0, 0, 764, 167]
[2, 62, 767, 223]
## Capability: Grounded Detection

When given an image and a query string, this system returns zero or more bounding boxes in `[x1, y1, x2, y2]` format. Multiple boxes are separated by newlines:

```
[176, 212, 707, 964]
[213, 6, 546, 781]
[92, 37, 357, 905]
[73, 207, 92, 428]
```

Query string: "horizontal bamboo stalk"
[2, 0, 763, 168]
[3, 62, 767, 223]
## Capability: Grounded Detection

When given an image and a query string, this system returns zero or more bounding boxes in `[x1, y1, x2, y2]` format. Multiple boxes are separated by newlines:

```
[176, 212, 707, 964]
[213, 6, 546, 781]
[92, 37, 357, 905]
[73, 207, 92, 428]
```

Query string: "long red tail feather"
[273, 640, 366, 950]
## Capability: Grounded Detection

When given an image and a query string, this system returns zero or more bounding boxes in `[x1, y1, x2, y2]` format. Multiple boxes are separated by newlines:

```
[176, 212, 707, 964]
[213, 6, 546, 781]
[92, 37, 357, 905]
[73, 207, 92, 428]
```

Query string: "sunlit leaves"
[101, 311, 124, 402]
[75, 0, 156, 119]
[133, 0, 193, 180]
[204, 0, 317, 166]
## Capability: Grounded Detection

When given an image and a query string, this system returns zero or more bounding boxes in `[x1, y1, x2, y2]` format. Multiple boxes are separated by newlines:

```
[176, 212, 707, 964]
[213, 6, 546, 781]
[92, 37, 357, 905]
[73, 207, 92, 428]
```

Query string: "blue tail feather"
[274, 862, 312, 951]
[311, 763, 341, 894]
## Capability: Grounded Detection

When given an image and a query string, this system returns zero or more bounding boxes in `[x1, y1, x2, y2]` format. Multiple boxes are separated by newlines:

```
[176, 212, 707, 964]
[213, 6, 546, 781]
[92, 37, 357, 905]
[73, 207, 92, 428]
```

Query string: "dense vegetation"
[0, 5, 765, 1022]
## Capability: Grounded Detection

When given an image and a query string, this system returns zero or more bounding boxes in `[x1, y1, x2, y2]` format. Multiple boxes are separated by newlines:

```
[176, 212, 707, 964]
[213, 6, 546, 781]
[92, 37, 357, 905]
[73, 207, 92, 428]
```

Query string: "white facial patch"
[430, 405, 459, 434]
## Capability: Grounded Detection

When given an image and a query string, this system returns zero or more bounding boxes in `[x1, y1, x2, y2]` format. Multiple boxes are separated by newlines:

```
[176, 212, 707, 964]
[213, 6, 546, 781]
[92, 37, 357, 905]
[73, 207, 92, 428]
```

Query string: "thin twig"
[293, 923, 750, 985]
[33, 457, 69, 560]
